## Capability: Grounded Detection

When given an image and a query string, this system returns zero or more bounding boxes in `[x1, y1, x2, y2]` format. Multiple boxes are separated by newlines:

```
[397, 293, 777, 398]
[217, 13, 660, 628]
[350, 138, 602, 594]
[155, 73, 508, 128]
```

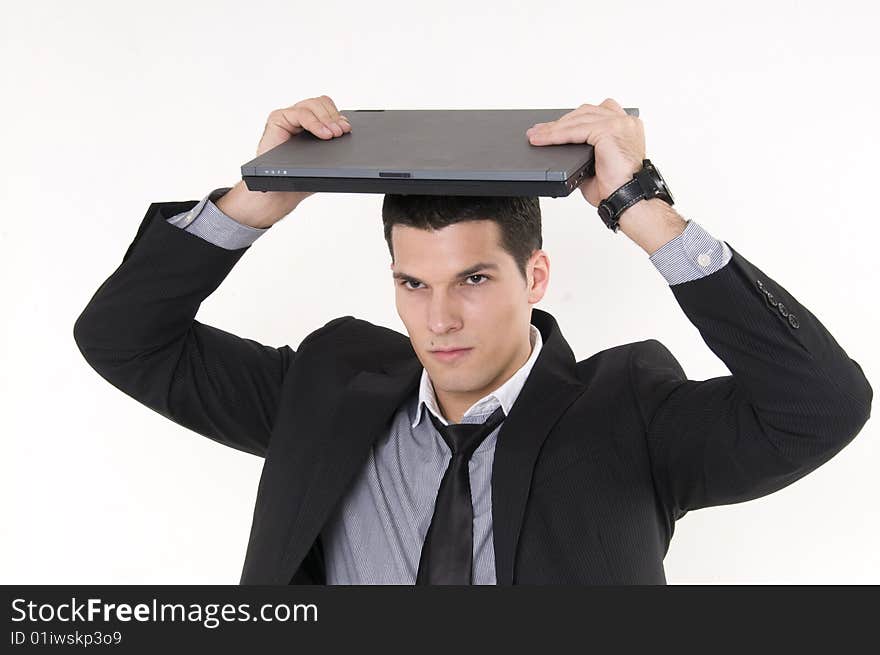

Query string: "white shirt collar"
[411, 323, 543, 428]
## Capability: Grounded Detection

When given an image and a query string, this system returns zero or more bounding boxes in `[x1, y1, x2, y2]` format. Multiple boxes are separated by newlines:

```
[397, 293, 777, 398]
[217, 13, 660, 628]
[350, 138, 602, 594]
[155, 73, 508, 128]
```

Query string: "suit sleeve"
[73, 199, 347, 458]
[629, 243, 873, 523]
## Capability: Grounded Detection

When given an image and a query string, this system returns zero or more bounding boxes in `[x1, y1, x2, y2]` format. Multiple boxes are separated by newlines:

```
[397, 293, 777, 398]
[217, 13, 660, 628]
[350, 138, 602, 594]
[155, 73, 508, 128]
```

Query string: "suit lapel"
[280, 308, 584, 585]
[491, 309, 584, 584]
[280, 353, 423, 579]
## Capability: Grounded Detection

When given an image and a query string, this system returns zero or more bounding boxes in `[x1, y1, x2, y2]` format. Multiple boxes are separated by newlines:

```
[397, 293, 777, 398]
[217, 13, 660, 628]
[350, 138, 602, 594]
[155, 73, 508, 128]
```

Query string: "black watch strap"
[597, 159, 672, 233]
[597, 177, 646, 233]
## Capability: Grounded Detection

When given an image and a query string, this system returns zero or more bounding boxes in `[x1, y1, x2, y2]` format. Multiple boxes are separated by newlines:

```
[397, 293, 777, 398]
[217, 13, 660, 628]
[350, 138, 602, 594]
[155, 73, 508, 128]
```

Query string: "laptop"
[240, 107, 639, 197]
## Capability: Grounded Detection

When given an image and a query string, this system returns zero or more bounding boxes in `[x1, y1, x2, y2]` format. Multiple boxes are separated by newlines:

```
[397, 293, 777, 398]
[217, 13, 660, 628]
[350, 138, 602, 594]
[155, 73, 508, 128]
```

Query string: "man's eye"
[399, 274, 487, 290]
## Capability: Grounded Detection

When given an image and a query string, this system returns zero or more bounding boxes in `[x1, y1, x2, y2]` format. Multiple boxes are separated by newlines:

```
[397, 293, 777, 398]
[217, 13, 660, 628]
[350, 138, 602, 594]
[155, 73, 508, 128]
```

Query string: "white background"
[2, 0, 877, 584]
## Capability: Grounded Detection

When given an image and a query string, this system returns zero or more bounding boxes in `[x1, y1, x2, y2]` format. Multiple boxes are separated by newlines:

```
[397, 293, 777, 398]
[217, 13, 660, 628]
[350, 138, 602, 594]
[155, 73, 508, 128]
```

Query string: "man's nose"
[427, 292, 462, 334]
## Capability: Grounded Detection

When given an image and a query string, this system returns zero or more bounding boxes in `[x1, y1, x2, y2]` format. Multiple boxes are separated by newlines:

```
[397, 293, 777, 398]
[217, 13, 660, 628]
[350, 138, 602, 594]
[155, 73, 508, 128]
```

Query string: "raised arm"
[631, 241, 872, 524]
[73, 96, 354, 457]
[526, 97, 872, 528]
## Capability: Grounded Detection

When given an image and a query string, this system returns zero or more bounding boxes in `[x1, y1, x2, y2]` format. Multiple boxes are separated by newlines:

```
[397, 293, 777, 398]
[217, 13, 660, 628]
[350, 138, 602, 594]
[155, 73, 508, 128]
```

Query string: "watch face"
[647, 162, 674, 204]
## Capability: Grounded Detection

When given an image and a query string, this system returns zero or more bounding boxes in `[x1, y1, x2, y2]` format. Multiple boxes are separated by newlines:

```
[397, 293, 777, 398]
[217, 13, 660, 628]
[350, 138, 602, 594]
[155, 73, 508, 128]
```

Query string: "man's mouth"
[429, 347, 473, 362]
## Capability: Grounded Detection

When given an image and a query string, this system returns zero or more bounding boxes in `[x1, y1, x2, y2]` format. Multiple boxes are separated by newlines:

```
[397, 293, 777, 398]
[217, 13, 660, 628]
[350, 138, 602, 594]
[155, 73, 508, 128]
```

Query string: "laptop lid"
[241, 107, 638, 197]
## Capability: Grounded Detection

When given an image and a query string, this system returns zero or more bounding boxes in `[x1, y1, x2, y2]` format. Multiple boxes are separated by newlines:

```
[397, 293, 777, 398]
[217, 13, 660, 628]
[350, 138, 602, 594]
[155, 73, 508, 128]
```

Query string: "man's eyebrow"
[392, 262, 500, 282]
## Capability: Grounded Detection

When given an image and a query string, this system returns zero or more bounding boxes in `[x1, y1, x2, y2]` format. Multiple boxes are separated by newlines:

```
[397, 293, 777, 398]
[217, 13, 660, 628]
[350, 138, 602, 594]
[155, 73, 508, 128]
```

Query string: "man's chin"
[427, 370, 492, 395]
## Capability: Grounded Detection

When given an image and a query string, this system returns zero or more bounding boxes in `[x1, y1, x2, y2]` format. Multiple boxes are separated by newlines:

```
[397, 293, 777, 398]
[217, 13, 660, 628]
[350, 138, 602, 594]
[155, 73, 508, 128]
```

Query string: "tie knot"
[428, 406, 506, 460]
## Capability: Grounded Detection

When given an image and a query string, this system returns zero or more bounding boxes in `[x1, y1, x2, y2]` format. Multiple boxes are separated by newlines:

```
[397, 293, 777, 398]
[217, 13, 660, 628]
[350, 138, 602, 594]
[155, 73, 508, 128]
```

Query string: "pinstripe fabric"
[649, 218, 733, 284]
[165, 187, 268, 250]
[164, 187, 733, 583]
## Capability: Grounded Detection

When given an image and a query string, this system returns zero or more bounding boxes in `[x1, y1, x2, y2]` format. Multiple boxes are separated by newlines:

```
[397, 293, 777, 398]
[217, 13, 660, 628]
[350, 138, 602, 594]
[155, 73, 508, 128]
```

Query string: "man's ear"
[527, 250, 550, 304]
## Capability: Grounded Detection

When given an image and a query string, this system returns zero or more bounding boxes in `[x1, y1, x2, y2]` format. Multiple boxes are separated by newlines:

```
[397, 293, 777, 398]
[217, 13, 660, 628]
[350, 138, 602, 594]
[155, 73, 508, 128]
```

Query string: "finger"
[308, 98, 338, 138]
[314, 95, 347, 137]
[527, 109, 608, 136]
[558, 103, 615, 121]
[288, 105, 335, 139]
[599, 97, 626, 115]
[321, 95, 340, 117]
[265, 107, 303, 137]
[527, 116, 616, 145]
[527, 103, 615, 133]
[321, 95, 351, 129]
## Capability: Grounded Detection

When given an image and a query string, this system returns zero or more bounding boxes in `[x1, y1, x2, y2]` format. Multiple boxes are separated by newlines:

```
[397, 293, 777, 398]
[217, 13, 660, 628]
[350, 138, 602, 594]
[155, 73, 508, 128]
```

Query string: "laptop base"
[243, 159, 593, 198]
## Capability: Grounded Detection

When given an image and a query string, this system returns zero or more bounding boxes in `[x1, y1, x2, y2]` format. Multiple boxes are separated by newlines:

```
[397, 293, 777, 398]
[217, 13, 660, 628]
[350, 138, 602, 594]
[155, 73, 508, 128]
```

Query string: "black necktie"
[417, 405, 506, 585]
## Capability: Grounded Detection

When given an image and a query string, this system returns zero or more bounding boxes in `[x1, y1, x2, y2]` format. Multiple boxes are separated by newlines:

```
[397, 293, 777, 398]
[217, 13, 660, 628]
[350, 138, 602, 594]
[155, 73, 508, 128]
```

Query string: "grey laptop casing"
[241, 107, 638, 197]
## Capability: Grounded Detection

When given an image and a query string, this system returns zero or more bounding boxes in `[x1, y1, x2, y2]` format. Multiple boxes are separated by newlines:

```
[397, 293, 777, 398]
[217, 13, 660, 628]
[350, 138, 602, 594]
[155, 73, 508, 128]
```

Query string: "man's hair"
[381, 194, 542, 281]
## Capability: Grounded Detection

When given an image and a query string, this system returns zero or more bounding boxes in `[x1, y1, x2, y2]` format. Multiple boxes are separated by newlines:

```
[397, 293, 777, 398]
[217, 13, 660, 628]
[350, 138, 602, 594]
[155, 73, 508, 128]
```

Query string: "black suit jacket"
[73, 200, 873, 584]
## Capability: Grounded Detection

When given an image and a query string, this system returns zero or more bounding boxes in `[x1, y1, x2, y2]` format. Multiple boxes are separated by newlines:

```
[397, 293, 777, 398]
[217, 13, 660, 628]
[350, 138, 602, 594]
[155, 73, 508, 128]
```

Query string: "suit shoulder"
[629, 338, 678, 363]
[627, 338, 687, 382]
[299, 315, 412, 363]
[574, 339, 684, 380]
[299, 315, 358, 349]
[573, 338, 676, 364]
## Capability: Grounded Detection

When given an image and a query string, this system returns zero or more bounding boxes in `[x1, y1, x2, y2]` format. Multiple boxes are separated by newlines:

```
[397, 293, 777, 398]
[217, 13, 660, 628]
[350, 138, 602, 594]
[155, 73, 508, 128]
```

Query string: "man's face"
[391, 219, 549, 408]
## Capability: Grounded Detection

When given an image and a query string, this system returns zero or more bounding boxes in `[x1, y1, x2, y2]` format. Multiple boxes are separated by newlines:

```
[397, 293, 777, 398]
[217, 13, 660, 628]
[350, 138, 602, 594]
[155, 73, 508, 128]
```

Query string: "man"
[73, 95, 872, 584]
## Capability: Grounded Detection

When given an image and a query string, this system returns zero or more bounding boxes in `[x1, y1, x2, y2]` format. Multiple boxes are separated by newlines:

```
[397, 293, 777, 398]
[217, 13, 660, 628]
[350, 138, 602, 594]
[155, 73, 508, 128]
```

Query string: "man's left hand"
[525, 98, 645, 207]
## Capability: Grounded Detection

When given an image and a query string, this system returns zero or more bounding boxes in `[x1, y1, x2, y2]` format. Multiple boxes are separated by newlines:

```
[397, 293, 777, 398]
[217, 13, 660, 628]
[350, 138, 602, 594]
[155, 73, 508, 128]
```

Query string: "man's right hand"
[217, 95, 352, 229]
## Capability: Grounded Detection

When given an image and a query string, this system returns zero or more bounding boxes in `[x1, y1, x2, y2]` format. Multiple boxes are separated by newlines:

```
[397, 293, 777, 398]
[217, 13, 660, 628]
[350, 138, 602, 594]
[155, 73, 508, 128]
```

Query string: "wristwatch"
[597, 159, 675, 232]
